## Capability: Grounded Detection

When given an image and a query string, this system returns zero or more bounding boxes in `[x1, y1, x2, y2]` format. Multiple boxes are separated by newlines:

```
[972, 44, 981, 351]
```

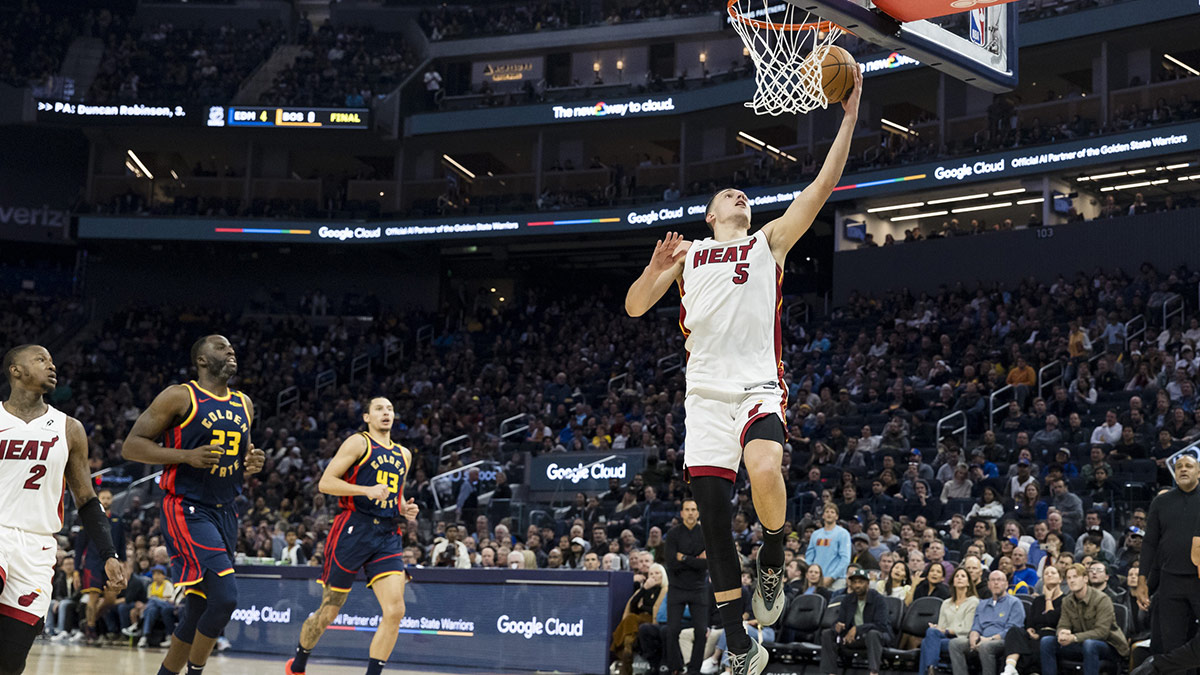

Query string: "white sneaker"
[216, 636, 232, 652]
[137, 636, 149, 648]
[700, 653, 723, 675]
[122, 625, 141, 637]
[1001, 662, 1019, 675]
[726, 638, 768, 675]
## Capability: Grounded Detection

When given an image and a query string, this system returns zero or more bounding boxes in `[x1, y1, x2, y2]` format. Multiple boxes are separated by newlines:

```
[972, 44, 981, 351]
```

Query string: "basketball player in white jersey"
[0, 344, 126, 673]
[625, 65, 862, 675]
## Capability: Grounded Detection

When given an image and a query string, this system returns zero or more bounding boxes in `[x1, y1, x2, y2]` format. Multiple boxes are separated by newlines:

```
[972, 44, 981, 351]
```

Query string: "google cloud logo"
[885, 52, 903, 68]
[593, 102, 610, 115]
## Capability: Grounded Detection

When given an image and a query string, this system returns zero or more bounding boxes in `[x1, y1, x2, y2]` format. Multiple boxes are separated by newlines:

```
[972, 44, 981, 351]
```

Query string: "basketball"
[821, 45, 857, 103]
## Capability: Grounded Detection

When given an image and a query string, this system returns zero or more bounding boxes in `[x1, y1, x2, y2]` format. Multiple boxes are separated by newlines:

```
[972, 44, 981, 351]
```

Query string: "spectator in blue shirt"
[949, 570, 1026, 675]
[806, 503, 850, 590]
[1009, 546, 1038, 594]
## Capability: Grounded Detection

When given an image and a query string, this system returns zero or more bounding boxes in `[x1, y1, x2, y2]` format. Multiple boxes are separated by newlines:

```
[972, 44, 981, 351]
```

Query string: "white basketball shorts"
[683, 383, 786, 481]
[0, 523, 56, 626]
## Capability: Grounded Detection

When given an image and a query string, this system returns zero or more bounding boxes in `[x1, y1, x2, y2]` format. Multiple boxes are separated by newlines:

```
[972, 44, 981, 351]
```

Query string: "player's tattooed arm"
[123, 385, 220, 468]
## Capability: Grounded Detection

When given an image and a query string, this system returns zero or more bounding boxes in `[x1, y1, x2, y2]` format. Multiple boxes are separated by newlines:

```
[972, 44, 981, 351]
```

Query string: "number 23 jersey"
[679, 229, 784, 394]
[160, 381, 251, 507]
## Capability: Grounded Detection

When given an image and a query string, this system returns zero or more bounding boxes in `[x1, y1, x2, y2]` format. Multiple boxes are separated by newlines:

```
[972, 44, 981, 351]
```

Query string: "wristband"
[78, 497, 118, 561]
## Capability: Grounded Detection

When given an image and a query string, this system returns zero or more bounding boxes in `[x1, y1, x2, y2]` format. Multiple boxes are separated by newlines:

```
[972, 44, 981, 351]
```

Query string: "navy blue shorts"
[320, 511, 405, 592]
[77, 548, 108, 594]
[161, 493, 238, 589]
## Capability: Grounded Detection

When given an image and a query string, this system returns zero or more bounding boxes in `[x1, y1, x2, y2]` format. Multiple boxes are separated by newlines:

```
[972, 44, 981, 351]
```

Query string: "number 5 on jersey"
[733, 263, 749, 284]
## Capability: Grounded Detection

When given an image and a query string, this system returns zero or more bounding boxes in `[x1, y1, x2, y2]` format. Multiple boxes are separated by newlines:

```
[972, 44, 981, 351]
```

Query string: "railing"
[439, 433, 471, 466]
[1125, 314, 1146, 353]
[936, 410, 968, 450]
[657, 353, 683, 376]
[1038, 360, 1063, 401]
[276, 385, 299, 413]
[786, 301, 810, 326]
[350, 353, 371, 382]
[500, 413, 530, 442]
[384, 339, 403, 367]
[1164, 293, 1184, 329]
[430, 459, 500, 514]
[315, 368, 336, 397]
[416, 324, 434, 345]
[988, 384, 1015, 431]
[608, 373, 626, 391]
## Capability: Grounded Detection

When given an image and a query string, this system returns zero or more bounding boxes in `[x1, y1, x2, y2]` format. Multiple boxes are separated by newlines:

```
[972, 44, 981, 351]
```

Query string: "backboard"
[786, 0, 1019, 92]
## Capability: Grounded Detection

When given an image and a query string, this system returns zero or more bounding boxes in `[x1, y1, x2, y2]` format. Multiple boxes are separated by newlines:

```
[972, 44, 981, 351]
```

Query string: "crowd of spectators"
[259, 22, 418, 108]
[87, 20, 286, 106]
[416, 0, 728, 42]
[18, 251, 1197, 663]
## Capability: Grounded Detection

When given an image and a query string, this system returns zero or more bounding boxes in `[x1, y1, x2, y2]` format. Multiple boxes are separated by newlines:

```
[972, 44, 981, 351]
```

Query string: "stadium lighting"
[1164, 54, 1200, 77]
[881, 118, 918, 136]
[442, 154, 476, 180]
[992, 188, 1025, 196]
[867, 201, 925, 213]
[889, 210, 948, 222]
[127, 150, 153, 180]
[1113, 181, 1152, 190]
[737, 131, 766, 149]
[951, 201, 1012, 214]
[1017, 197, 1045, 205]
[1157, 163, 1191, 171]
[927, 193, 989, 205]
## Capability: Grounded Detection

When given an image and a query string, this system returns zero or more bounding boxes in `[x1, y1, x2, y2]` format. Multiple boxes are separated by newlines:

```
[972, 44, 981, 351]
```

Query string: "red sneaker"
[285, 658, 305, 675]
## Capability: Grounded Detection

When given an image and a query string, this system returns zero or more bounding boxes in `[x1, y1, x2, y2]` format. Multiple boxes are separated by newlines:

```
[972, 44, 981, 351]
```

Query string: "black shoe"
[1130, 656, 1157, 675]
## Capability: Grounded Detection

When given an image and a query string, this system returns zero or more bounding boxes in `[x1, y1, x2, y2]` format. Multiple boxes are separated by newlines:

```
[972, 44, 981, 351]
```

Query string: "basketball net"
[728, 0, 846, 116]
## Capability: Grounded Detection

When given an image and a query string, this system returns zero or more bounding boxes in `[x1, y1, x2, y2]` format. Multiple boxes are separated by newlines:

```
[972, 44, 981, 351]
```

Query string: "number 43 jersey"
[160, 381, 251, 508]
[339, 432, 408, 519]
[679, 229, 785, 395]
[0, 403, 69, 535]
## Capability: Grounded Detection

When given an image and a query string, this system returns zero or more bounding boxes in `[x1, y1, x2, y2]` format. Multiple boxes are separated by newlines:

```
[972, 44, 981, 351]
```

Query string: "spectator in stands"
[1000, 562, 1064, 675]
[941, 463, 973, 503]
[1038, 564, 1128, 675]
[807, 504, 851, 589]
[907, 561, 951, 604]
[431, 525, 471, 568]
[1050, 478, 1085, 536]
[1091, 409, 1123, 445]
[875, 559, 911, 600]
[967, 486, 1005, 523]
[920, 566, 980, 675]
[1009, 546, 1038, 594]
[610, 562, 666, 675]
[819, 569, 893, 675]
[278, 529, 308, 565]
[949, 570, 1026, 675]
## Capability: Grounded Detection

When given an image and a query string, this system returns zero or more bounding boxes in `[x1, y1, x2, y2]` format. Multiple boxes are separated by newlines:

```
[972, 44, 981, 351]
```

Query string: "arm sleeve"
[78, 497, 117, 560]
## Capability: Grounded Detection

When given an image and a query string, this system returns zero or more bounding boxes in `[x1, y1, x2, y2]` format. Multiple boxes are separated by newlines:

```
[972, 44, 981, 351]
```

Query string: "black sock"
[185, 663, 204, 675]
[157, 666, 178, 675]
[759, 524, 784, 569]
[717, 600, 751, 653]
[292, 645, 312, 672]
[365, 658, 386, 675]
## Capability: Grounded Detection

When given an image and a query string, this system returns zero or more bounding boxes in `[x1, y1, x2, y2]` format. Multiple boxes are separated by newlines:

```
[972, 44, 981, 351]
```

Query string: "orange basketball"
[821, 45, 857, 103]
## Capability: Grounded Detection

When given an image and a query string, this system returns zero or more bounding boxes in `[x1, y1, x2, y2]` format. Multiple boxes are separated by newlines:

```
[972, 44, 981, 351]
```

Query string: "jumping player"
[0, 344, 126, 674]
[285, 396, 418, 675]
[123, 335, 265, 675]
[75, 487, 126, 643]
[625, 65, 863, 675]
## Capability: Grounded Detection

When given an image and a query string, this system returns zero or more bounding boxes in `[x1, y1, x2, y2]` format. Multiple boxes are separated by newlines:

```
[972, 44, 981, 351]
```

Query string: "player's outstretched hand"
[244, 443, 266, 475]
[648, 231, 686, 274]
[842, 61, 863, 117]
[104, 557, 127, 594]
[365, 483, 391, 502]
[184, 445, 223, 468]
[403, 497, 420, 520]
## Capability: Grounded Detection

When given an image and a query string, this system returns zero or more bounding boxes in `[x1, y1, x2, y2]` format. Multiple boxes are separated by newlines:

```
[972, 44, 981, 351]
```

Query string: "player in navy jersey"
[123, 335, 265, 675]
[285, 396, 418, 675]
[75, 487, 126, 642]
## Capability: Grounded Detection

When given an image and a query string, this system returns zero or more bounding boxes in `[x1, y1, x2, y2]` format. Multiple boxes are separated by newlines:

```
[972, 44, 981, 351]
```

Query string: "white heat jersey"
[679, 229, 784, 394]
[0, 403, 69, 535]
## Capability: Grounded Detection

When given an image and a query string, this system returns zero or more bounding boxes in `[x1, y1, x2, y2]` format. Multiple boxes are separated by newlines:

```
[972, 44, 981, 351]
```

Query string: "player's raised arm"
[64, 416, 126, 593]
[318, 434, 390, 501]
[763, 64, 863, 262]
[626, 231, 690, 317]
[122, 384, 220, 468]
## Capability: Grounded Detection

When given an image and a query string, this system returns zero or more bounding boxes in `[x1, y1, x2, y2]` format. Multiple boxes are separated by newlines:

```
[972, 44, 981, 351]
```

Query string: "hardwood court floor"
[26, 643, 534, 675]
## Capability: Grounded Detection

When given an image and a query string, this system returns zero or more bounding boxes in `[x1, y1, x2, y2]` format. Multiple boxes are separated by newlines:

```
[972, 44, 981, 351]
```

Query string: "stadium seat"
[882, 596, 944, 670]
[764, 593, 826, 662]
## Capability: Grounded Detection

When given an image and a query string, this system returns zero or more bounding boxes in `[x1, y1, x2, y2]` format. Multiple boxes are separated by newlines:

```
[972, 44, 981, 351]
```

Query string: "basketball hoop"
[728, 0, 848, 116]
